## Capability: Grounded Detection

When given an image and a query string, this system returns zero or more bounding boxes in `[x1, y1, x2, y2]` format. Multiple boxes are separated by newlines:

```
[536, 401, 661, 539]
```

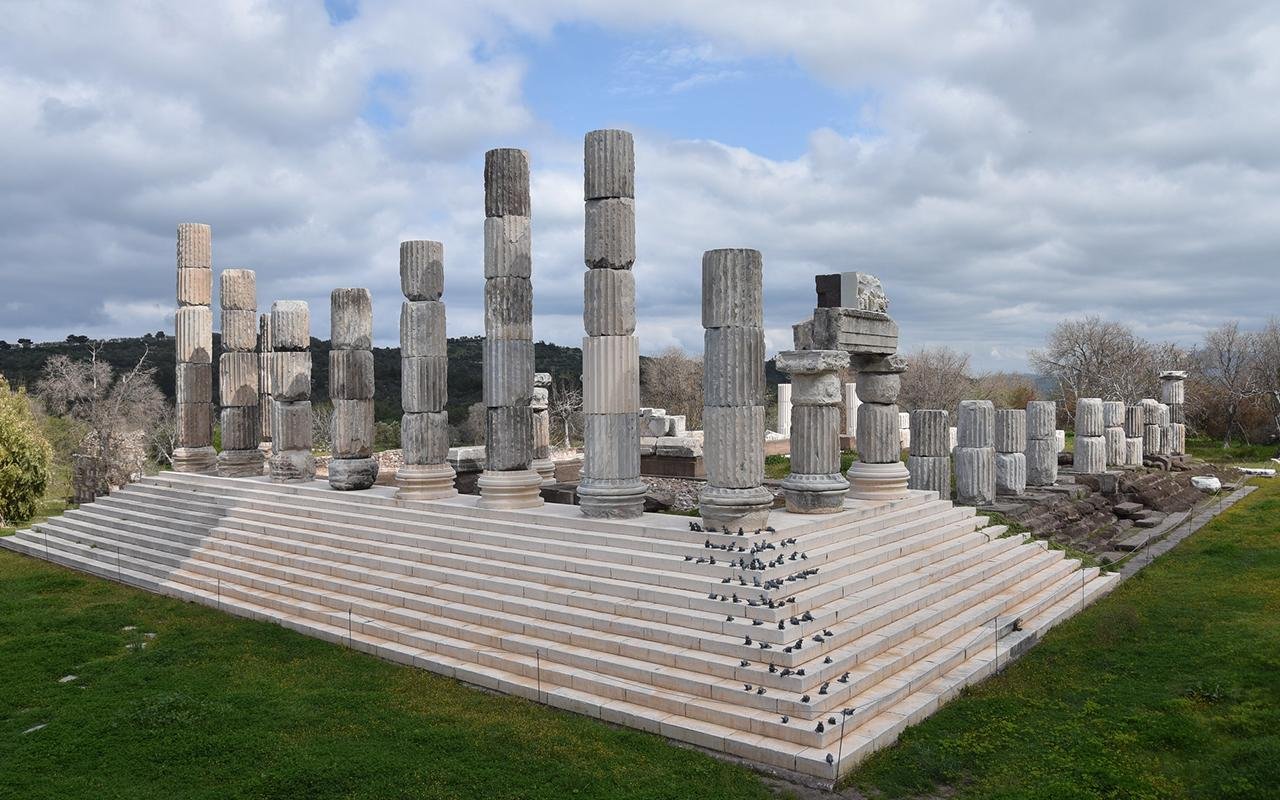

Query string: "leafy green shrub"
[0, 375, 53, 525]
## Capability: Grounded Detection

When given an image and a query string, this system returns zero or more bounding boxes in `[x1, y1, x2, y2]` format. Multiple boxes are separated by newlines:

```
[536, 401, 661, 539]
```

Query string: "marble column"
[1157, 403, 1172, 455]
[1160, 371, 1187, 455]
[173, 223, 217, 474]
[531, 372, 556, 485]
[1074, 397, 1106, 474]
[396, 240, 457, 500]
[955, 400, 996, 505]
[776, 383, 792, 439]
[907, 409, 950, 500]
[699, 249, 772, 530]
[579, 129, 646, 518]
[1103, 400, 1127, 468]
[258, 312, 274, 459]
[847, 357, 910, 500]
[479, 148, 543, 509]
[268, 301, 315, 482]
[1140, 398, 1162, 456]
[776, 349, 849, 513]
[843, 382, 860, 438]
[328, 288, 377, 490]
[1124, 404, 1145, 466]
[995, 409, 1026, 496]
[217, 269, 264, 477]
[1025, 400, 1058, 486]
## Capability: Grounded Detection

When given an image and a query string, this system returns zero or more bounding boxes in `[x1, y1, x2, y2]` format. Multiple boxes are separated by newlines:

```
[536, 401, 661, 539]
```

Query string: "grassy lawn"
[1185, 435, 1278, 469]
[845, 477, 1280, 800]
[765, 451, 861, 480]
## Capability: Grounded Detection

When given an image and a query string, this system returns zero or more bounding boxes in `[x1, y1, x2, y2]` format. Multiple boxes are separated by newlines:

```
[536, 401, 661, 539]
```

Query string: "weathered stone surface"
[531, 386, 549, 411]
[172, 446, 217, 474]
[221, 309, 258, 351]
[484, 148, 530, 217]
[703, 406, 765, 488]
[271, 401, 312, 451]
[1143, 424, 1162, 456]
[401, 411, 450, 465]
[816, 271, 890, 313]
[483, 217, 532, 279]
[780, 472, 849, 513]
[1125, 405, 1145, 438]
[703, 327, 765, 407]
[584, 129, 634, 200]
[855, 372, 900, 404]
[698, 484, 772, 531]
[1026, 400, 1057, 440]
[1105, 427, 1127, 466]
[532, 408, 551, 461]
[584, 198, 635, 269]
[856, 403, 903, 464]
[330, 288, 373, 350]
[328, 457, 379, 490]
[1158, 403, 1171, 427]
[1170, 422, 1186, 455]
[271, 351, 311, 402]
[175, 307, 213, 364]
[175, 363, 211, 405]
[1026, 437, 1058, 486]
[581, 413, 641, 480]
[485, 406, 534, 471]
[484, 277, 533, 340]
[220, 405, 260, 451]
[219, 351, 258, 406]
[401, 356, 447, 413]
[910, 409, 950, 457]
[477, 468, 545, 510]
[789, 370, 843, 407]
[1160, 379, 1185, 404]
[581, 335, 639, 413]
[176, 223, 212, 268]
[1169, 402, 1185, 424]
[954, 446, 996, 505]
[483, 338, 535, 408]
[995, 452, 1026, 496]
[774, 349, 849, 375]
[776, 383, 792, 438]
[395, 461, 457, 500]
[270, 301, 310, 351]
[217, 447, 264, 478]
[1076, 398, 1104, 437]
[176, 402, 213, 447]
[400, 301, 447, 357]
[788, 404, 841, 475]
[701, 249, 763, 329]
[400, 240, 445, 301]
[1142, 399, 1161, 426]
[844, 383, 860, 436]
[655, 436, 701, 457]
[847, 459, 911, 500]
[1074, 435, 1106, 474]
[1126, 437, 1144, 466]
[907, 454, 950, 499]
[332, 399, 375, 458]
[269, 449, 316, 483]
[994, 409, 1027, 453]
[329, 350, 374, 400]
[1102, 400, 1125, 428]
[177, 268, 212, 307]
[792, 320, 814, 350]
[810, 307, 899, 355]
[956, 400, 995, 449]
[219, 269, 256, 311]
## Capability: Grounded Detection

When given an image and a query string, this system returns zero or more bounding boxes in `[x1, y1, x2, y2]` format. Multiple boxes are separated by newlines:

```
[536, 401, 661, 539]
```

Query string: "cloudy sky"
[1, 1, 1277, 369]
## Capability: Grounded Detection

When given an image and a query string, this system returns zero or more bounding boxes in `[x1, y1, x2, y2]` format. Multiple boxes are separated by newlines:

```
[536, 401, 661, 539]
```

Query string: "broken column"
[775, 349, 849, 513]
[479, 148, 543, 509]
[954, 400, 996, 505]
[995, 409, 1026, 496]
[1161, 371, 1187, 455]
[268, 301, 314, 482]
[258, 312, 274, 458]
[1158, 403, 1173, 455]
[699, 249, 771, 530]
[847, 356, 910, 500]
[1026, 400, 1058, 486]
[1074, 397, 1106, 474]
[395, 240, 456, 500]
[1124, 404, 1145, 466]
[1103, 401, 1127, 468]
[907, 409, 950, 500]
[216, 269, 264, 477]
[531, 372, 555, 485]
[776, 383, 792, 439]
[843, 382, 860, 440]
[578, 130, 646, 518]
[328, 288, 377, 490]
[173, 223, 216, 474]
[1141, 399, 1162, 458]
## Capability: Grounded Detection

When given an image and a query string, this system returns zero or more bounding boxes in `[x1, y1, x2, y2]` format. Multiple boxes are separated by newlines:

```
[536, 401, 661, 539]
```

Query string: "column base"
[779, 472, 849, 514]
[477, 469, 544, 510]
[698, 485, 773, 532]
[173, 446, 217, 474]
[329, 457, 379, 491]
[396, 463, 458, 500]
[846, 460, 910, 501]
[578, 477, 648, 519]
[217, 448, 265, 478]
[269, 450, 316, 483]
[531, 457, 557, 486]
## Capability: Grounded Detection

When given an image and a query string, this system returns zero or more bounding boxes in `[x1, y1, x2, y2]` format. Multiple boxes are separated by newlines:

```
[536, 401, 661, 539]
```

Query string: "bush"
[0, 375, 53, 525]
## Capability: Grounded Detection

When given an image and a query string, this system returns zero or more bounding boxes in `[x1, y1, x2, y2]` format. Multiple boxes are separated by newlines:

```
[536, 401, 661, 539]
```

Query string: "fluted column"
[578, 129, 646, 518]
[995, 409, 1027, 496]
[531, 372, 556, 485]
[268, 301, 315, 482]
[776, 349, 849, 513]
[955, 400, 995, 505]
[1102, 401, 1126, 467]
[478, 148, 543, 509]
[1025, 400, 1058, 486]
[1141, 398, 1162, 457]
[327, 288, 377, 490]
[395, 241, 457, 500]
[172, 223, 217, 473]
[698, 249, 771, 531]
[907, 409, 950, 499]
[847, 357, 910, 500]
[217, 269, 264, 477]
[1124, 404, 1145, 466]
[1160, 370, 1187, 455]
[1074, 397, 1106, 474]
[776, 383, 792, 438]
[258, 312, 274, 460]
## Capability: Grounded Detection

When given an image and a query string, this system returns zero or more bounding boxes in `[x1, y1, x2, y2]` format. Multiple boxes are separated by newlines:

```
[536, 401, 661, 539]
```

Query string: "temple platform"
[0, 472, 1117, 782]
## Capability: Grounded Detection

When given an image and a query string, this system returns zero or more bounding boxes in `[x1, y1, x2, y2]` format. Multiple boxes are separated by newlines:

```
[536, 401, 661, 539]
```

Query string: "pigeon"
[721, 577, 731, 584]
[752, 619, 763, 626]
[765, 526, 776, 533]
[739, 659, 750, 667]
[816, 721, 825, 733]
[777, 621, 786, 630]
[780, 667, 792, 676]
[743, 684, 752, 692]
[802, 611, 815, 622]
[826, 753, 834, 766]
[707, 592, 717, 600]
[781, 715, 789, 724]
[801, 694, 811, 703]
[690, 522, 702, 532]
[738, 527, 745, 536]
[819, 682, 830, 695]
[685, 556, 693, 562]
[796, 668, 806, 676]
[708, 556, 716, 565]
[726, 615, 734, 622]
[784, 647, 793, 654]
[704, 539, 712, 549]
[759, 642, 772, 649]
[823, 656, 833, 664]
[838, 672, 850, 683]
[823, 629, 833, 637]
[769, 664, 778, 674]
[842, 708, 854, 717]
[794, 638, 804, 650]
[744, 635, 753, 645]
[790, 616, 799, 626]
[828, 716, 837, 725]
[813, 635, 825, 643]
[756, 687, 766, 695]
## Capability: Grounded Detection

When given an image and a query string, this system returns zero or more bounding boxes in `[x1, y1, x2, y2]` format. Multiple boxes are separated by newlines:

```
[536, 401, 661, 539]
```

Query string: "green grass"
[764, 450, 862, 480]
[0, 551, 778, 800]
[845, 477, 1280, 800]
[1185, 435, 1278, 467]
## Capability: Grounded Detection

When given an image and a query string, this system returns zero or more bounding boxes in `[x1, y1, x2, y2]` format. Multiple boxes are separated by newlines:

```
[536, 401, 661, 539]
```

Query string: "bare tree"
[640, 347, 703, 429]
[547, 377, 583, 449]
[1254, 317, 1280, 441]
[1198, 321, 1260, 447]
[1028, 316, 1156, 412]
[459, 401, 487, 446]
[972, 371, 1039, 409]
[898, 346, 975, 413]
[311, 401, 333, 452]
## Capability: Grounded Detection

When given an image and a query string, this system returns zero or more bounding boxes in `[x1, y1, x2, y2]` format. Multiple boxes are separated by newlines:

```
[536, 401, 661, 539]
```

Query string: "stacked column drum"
[173, 223, 217, 474]
[955, 400, 996, 505]
[268, 301, 315, 482]
[907, 409, 950, 500]
[847, 358, 910, 500]
[994, 409, 1026, 496]
[217, 269, 264, 477]
[1073, 398, 1106, 474]
[328, 288, 378, 490]
[775, 349, 849, 513]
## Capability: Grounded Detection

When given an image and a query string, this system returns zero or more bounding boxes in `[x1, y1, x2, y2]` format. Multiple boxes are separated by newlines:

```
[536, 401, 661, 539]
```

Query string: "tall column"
[1160, 371, 1187, 455]
[396, 241, 457, 500]
[531, 372, 556, 485]
[328, 288, 377, 490]
[1103, 401, 1126, 467]
[907, 409, 950, 499]
[699, 249, 771, 531]
[579, 129, 646, 518]
[217, 269, 264, 477]
[268, 301, 315, 482]
[173, 222, 216, 473]
[478, 148, 543, 510]
[776, 349, 849, 513]
[955, 400, 995, 505]
[258, 312, 274, 459]
[1124, 404, 1145, 466]
[1074, 397, 1106, 474]
[995, 409, 1026, 496]
[1025, 400, 1058, 486]
[776, 383, 792, 439]
[846, 357, 910, 500]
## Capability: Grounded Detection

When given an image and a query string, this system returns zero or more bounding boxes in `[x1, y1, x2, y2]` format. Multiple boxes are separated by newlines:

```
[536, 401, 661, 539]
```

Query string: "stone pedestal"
[848, 354, 909, 500]
[954, 400, 995, 505]
[776, 383, 792, 438]
[269, 300, 315, 483]
[173, 223, 217, 474]
[1025, 400, 1058, 486]
[907, 409, 950, 500]
[328, 288, 377, 490]
[776, 349, 849, 513]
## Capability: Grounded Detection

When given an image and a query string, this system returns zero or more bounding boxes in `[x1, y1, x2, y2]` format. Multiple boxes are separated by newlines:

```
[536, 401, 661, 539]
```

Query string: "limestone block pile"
[954, 400, 995, 505]
[776, 349, 849, 513]
[1124, 404, 1145, 466]
[639, 408, 686, 438]
[907, 409, 950, 500]
[173, 223, 217, 474]
[995, 408, 1026, 496]
[847, 357, 910, 500]
[1025, 400, 1058, 486]
[268, 301, 315, 482]
[531, 372, 556, 485]
[1103, 401, 1126, 468]
[217, 269, 263, 477]
[328, 288, 377, 490]
[1073, 398, 1106, 474]
[1161, 371, 1187, 455]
